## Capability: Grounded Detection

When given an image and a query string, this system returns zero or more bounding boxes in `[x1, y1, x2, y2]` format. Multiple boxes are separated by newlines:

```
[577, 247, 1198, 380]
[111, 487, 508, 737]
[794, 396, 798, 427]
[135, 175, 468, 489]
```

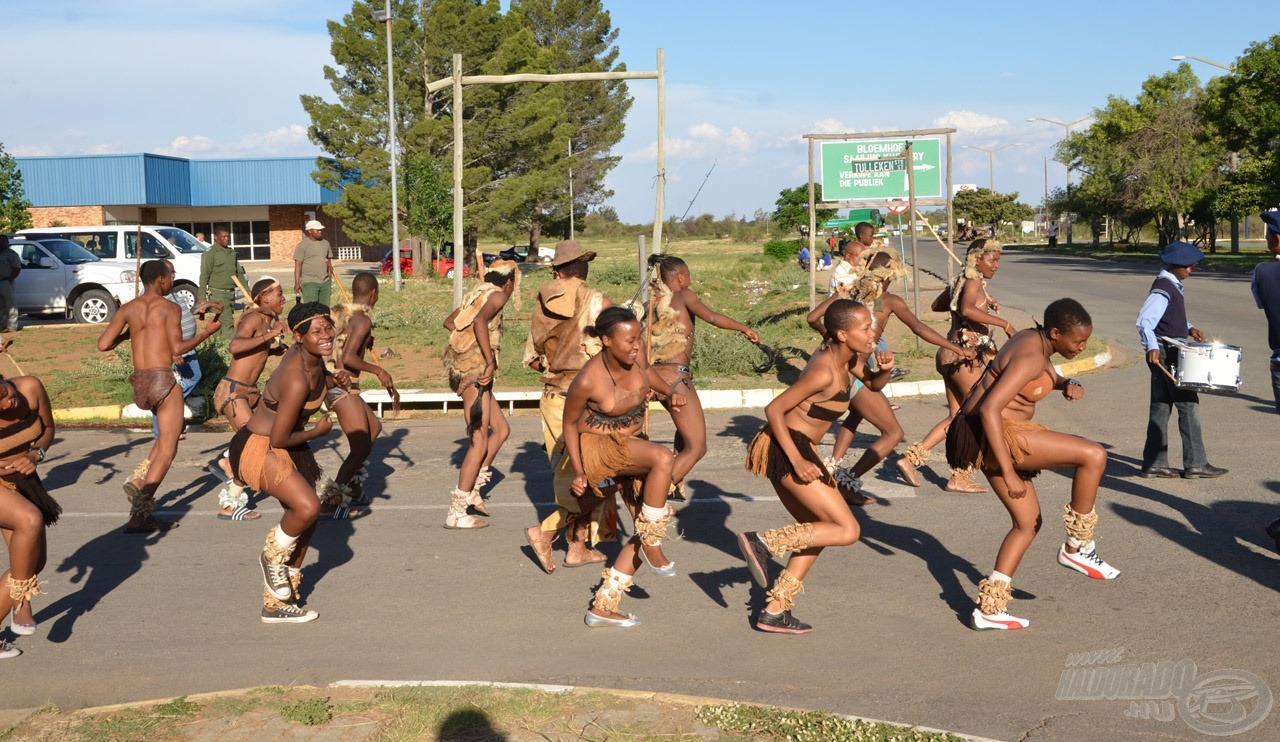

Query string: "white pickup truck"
[5, 237, 139, 323]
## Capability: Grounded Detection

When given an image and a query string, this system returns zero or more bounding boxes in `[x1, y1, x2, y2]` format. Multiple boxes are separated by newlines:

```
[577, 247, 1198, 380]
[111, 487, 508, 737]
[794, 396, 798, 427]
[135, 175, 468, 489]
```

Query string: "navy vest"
[1150, 275, 1187, 340]
[1254, 261, 1280, 351]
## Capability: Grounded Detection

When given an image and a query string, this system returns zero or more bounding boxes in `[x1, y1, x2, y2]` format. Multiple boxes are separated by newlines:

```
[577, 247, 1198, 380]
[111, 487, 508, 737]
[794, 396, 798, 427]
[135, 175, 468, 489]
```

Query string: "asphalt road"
[3, 247, 1278, 741]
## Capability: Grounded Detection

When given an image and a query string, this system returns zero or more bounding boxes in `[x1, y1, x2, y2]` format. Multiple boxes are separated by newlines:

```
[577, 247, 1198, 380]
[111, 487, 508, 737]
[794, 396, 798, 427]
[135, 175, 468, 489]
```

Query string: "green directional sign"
[820, 138, 943, 201]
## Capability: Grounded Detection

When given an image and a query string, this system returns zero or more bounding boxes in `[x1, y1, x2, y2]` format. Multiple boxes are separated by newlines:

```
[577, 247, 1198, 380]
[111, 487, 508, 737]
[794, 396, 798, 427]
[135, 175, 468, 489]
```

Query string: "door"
[13, 243, 68, 312]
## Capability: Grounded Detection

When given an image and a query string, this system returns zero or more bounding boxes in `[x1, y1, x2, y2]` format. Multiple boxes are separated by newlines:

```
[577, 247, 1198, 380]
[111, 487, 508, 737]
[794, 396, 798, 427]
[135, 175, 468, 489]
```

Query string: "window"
[125, 232, 173, 259]
[161, 220, 272, 261]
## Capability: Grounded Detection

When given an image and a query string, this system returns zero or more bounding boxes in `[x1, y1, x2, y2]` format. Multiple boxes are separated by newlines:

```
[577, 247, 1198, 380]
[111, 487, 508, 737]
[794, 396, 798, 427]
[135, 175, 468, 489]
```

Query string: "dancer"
[442, 261, 519, 529]
[738, 299, 887, 633]
[806, 249, 973, 502]
[564, 307, 677, 627]
[902, 239, 1014, 493]
[0, 372, 58, 658]
[645, 253, 759, 499]
[523, 240, 614, 572]
[97, 259, 220, 533]
[319, 273, 393, 518]
[947, 298, 1118, 631]
[209, 277, 289, 521]
[230, 301, 338, 624]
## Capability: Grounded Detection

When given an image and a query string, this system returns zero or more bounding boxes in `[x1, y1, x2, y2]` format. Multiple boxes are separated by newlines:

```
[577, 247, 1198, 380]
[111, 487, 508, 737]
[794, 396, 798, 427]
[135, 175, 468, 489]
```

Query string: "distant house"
[14, 153, 354, 262]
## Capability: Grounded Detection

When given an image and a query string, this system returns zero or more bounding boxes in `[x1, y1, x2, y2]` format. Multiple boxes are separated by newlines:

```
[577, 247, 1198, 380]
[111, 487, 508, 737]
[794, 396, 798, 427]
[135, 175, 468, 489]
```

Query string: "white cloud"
[155, 125, 313, 159]
[933, 110, 1011, 136]
[10, 144, 53, 156]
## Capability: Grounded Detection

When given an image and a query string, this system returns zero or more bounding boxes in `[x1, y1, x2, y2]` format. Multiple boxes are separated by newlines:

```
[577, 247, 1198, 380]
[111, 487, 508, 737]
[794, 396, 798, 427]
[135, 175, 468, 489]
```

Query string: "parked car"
[379, 244, 473, 280]
[5, 237, 138, 323]
[16, 225, 207, 309]
[498, 244, 554, 263]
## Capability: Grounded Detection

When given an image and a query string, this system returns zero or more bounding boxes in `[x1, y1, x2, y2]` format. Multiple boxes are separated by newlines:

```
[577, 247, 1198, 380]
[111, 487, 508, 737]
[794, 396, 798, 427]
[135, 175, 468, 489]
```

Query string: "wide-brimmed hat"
[1262, 210, 1280, 234]
[1159, 241, 1204, 267]
[551, 240, 597, 267]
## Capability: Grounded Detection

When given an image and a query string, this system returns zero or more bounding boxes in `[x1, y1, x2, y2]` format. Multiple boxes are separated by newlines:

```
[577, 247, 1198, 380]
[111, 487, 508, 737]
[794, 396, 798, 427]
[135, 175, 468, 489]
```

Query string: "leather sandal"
[525, 526, 556, 574]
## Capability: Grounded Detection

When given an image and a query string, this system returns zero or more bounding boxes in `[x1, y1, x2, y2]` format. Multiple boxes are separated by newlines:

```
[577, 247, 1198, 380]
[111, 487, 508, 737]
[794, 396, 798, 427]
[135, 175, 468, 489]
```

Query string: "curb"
[47, 344, 1113, 421]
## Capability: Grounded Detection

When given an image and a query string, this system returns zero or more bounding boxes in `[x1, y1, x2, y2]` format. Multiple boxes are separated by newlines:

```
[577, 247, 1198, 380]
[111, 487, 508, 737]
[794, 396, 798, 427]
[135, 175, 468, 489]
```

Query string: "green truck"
[823, 208, 886, 234]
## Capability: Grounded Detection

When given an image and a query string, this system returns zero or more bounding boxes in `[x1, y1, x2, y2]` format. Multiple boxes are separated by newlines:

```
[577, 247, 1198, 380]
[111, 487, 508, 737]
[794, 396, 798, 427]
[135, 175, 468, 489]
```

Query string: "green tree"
[0, 143, 33, 233]
[771, 184, 836, 235]
[1200, 35, 1280, 217]
[953, 188, 1033, 234]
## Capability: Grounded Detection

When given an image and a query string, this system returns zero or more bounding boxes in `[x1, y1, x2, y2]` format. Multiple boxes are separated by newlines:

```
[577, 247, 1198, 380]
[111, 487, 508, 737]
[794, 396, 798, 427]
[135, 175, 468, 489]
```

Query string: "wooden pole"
[452, 53, 464, 308]
[134, 224, 142, 298]
[426, 70, 658, 93]
[905, 141, 920, 349]
[807, 137, 816, 310]
[652, 48, 665, 254]
[945, 132, 954, 284]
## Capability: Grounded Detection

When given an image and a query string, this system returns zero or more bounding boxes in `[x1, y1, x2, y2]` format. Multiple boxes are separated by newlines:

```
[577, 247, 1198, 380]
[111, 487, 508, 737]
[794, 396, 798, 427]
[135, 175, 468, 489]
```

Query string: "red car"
[380, 245, 471, 279]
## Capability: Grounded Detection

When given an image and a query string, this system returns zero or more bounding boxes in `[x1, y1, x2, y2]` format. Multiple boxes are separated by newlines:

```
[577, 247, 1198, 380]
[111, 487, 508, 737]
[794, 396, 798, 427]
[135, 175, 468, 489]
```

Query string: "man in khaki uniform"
[293, 220, 333, 306]
[523, 240, 612, 573]
[198, 225, 247, 339]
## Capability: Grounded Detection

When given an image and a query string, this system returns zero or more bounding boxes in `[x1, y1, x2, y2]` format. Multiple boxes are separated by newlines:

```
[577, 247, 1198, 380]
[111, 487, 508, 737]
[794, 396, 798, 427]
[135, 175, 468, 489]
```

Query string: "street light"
[962, 143, 1022, 191]
[372, 1, 402, 291]
[1171, 54, 1235, 72]
[1027, 116, 1092, 245]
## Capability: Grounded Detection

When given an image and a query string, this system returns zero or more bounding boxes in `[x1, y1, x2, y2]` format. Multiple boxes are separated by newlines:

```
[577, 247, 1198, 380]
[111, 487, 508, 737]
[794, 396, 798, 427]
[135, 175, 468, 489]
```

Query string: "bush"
[281, 697, 332, 726]
[763, 239, 800, 262]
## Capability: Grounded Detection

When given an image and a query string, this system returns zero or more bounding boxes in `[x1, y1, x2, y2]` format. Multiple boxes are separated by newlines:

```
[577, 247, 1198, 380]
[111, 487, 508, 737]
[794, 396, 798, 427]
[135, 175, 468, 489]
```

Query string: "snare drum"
[1171, 342, 1242, 393]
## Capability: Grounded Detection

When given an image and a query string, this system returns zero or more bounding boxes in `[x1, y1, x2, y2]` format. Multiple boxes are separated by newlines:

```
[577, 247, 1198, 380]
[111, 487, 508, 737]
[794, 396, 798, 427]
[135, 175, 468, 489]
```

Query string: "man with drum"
[1135, 241, 1228, 480]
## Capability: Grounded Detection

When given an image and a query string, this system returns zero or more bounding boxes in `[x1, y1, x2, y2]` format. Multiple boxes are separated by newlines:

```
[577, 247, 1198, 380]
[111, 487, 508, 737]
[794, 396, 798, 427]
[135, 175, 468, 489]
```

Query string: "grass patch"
[6, 685, 976, 741]
[697, 702, 965, 741]
[279, 696, 332, 726]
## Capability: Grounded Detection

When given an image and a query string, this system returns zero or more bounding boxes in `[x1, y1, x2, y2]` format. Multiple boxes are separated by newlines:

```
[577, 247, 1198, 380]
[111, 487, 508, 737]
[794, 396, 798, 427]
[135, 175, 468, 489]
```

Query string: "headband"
[291, 313, 333, 333]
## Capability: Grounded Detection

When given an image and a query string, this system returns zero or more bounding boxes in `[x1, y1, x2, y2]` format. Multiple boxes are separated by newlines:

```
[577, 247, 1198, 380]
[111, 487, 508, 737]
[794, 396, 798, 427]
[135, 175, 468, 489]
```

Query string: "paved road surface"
[3, 248, 1277, 741]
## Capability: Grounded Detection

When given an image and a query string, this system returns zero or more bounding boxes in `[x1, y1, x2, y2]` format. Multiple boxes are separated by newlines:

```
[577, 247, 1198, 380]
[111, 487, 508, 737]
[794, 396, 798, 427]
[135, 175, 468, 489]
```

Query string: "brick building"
[14, 153, 359, 262]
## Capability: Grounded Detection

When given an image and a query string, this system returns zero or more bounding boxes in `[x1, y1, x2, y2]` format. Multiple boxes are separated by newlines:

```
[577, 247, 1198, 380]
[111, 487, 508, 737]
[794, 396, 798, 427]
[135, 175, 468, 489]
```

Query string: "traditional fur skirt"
[2, 472, 61, 526]
[946, 414, 1046, 479]
[229, 427, 322, 493]
[744, 424, 837, 487]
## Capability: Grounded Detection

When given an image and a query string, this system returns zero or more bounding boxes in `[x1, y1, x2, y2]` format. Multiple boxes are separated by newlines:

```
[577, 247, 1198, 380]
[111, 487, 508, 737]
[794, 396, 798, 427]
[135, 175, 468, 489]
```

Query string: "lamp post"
[962, 143, 1022, 191]
[1173, 54, 1239, 251]
[1027, 116, 1091, 245]
[372, 1, 402, 291]
[1170, 54, 1235, 72]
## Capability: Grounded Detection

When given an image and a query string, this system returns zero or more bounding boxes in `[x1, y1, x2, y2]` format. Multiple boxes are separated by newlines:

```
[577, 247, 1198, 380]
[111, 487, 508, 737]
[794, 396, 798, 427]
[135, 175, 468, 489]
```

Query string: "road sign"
[820, 138, 943, 201]
[886, 199, 909, 214]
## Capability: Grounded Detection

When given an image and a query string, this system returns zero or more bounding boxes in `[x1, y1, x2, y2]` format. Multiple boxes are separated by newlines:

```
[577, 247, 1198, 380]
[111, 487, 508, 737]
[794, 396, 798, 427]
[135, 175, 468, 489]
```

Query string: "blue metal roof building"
[15, 153, 348, 261]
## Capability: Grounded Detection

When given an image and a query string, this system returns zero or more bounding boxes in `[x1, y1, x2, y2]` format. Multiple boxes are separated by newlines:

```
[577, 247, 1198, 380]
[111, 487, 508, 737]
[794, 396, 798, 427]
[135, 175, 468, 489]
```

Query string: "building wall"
[29, 205, 105, 228]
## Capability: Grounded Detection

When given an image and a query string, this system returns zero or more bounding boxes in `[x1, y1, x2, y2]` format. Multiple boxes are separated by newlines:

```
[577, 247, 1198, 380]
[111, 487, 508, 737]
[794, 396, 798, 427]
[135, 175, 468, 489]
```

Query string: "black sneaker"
[260, 554, 293, 601]
[737, 532, 771, 588]
[261, 603, 318, 624]
[756, 610, 812, 634]
[1265, 518, 1280, 556]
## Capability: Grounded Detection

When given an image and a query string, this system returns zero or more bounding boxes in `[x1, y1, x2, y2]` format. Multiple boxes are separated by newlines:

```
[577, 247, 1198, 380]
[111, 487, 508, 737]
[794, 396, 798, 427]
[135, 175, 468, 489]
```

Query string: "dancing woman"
[807, 249, 974, 501]
[903, 239, 1014, 493]
[230, 302, 338, 624]
[738, 299, 888, 634]
[442, 261, 519, 529]
[645, 253, 759, 499]
[0, 373, 58, 658]
[562, 307, 678, 628]
[947, 298, 1118, 631]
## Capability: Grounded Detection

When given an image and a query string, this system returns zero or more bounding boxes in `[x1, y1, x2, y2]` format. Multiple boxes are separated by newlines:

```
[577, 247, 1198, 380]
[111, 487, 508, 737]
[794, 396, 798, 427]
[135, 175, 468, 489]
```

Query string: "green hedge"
[763, 239, 800, 262]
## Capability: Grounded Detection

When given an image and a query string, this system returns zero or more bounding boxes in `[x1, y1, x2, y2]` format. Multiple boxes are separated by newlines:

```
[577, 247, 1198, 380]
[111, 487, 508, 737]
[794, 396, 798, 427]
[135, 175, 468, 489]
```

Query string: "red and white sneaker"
[1057, 541, 1120, 580]
[970, 608, 1029, 631]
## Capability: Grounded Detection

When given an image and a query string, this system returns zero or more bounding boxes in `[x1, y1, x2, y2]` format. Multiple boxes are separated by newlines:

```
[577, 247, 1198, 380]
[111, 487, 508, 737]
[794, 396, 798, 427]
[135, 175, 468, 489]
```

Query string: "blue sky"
[1, 1, 1268, 225]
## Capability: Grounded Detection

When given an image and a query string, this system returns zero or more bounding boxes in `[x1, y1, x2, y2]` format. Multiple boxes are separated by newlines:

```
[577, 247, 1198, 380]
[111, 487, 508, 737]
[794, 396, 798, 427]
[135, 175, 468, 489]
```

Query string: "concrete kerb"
[47, 343, 1113, 422]
[2, 681, 1003, 742]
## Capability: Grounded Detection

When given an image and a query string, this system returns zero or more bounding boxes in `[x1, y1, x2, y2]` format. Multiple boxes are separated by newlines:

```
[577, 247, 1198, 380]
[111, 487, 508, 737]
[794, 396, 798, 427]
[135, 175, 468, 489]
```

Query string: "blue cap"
[1262, 210, 1280, 234]
[1159, 241, 1204, 267]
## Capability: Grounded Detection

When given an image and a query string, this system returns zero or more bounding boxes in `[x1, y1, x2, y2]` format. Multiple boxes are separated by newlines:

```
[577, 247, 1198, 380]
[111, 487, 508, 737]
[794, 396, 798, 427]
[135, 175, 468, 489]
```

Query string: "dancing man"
[442, 261, 519, 529]
[97, 259, 220, 533]
[738, 299, 887, 633]
[948, 298, 1118, 630]
[645, 253, 759, 500]
[523, 241, 614, 573]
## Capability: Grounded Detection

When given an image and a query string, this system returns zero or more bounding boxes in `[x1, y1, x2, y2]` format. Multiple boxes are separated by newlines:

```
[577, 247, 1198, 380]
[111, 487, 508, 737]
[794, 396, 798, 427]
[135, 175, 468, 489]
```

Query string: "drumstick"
[0, 339, 25, 377]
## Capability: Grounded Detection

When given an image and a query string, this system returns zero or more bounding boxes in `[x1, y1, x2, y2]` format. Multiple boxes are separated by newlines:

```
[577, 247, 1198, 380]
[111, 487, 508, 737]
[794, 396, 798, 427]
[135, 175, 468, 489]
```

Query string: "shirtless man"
[646, 253, 758, 499]
[98, 259, 220, 533]
[321, 272, 389, 515]
[209, 277, 289, 520]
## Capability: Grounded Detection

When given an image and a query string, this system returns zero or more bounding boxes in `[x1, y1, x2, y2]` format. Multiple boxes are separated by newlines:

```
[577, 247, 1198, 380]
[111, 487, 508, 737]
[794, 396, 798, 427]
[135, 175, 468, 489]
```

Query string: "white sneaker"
[1058, 541, 1120, 580]
[971, 608, 1029, 630]
[0, 641, 21, 659]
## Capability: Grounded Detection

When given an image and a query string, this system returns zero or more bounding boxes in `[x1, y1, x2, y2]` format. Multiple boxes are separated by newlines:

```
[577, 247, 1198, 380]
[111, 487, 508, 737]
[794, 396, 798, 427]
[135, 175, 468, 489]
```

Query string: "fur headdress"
[486, 260, 521, 309]
[950, 239, 1001, 312]
[860, 248, 909, 284]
